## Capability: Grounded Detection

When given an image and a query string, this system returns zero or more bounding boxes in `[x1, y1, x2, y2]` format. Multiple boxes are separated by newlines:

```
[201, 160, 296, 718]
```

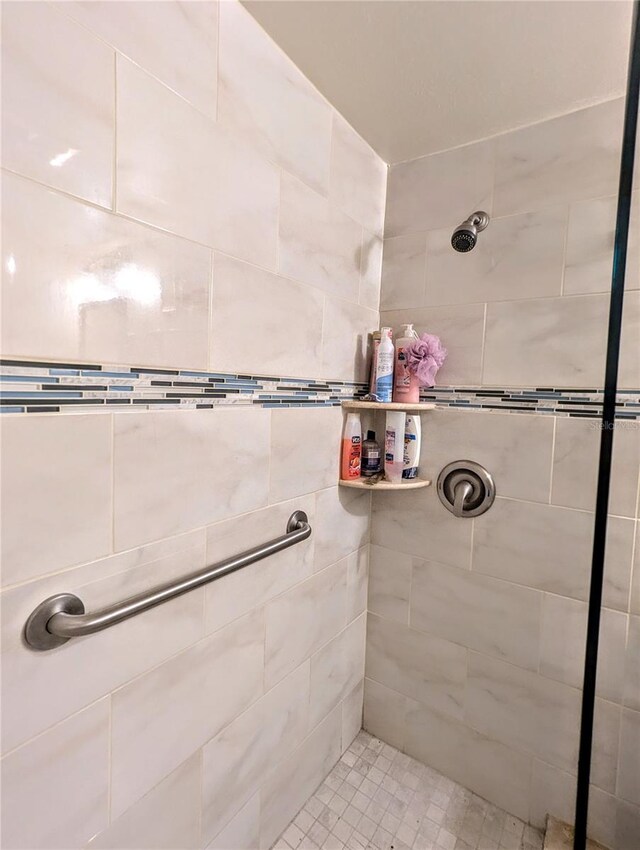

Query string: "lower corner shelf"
[338, 477, 431, 491]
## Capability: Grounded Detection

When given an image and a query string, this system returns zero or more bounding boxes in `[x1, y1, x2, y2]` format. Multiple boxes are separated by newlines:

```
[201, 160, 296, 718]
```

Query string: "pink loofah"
[406, 333, 447, 387]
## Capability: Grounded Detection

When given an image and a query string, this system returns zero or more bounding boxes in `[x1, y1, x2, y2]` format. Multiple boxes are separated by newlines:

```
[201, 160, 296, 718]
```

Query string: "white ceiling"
[243, 0, 634, 164]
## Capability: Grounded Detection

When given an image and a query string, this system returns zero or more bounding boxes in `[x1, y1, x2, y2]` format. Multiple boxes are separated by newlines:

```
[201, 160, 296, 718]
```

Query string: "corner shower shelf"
[339, 477, 431, 491]
[341, 400, 436, 412]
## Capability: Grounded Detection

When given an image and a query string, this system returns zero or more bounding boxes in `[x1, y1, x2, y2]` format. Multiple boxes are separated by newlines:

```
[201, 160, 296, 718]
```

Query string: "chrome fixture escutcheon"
[437, 460, 495, 517]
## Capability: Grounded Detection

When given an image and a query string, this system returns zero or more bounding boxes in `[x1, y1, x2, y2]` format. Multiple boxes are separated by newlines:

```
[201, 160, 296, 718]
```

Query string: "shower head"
[451, 211, 490, 252]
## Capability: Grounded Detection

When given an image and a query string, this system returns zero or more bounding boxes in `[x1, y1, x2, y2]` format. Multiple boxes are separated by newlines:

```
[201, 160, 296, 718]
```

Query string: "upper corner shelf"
[341, 400, 436, 412]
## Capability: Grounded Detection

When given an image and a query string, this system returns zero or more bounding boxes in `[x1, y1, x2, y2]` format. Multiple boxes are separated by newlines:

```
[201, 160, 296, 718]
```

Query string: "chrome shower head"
[451, 211, 490, 252]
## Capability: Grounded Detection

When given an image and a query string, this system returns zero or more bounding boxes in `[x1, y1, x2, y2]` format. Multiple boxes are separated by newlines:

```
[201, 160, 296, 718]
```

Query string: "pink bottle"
[393, 324, 420, 403]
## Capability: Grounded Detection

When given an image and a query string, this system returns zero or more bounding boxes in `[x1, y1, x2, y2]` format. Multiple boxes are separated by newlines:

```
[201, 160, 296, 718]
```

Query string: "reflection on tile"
[88, 755, 200, 850]
[359, 232, 383, 311]
[552, 416, 640, 517]
[1, 700, 109, 850]
[342, 679, 364, 752]
[210, 254, 323, 378]
[346, 547, 369, 623]
[411, 560, 542, 671]
[380, 234, 427, 311]
[65, 0, 218, 117]
[113, 408, 270, 550]
[493, 99, 624, 216]
[330, 114, 386, 237]
[1, 2, 113, 206]
[110, 611, 265, 817]
[310, 615, 366, 728]
[421, 408, 554, 503]
[385, 139, 495, 236]
[265, 560, 347, 689]
[218, 0, 332, 196]
[540, 594, 626, 704]
[279, 173, 363, 301]
[322, 297, 377, 382]
[381, 303, 485, 386]
[269, 407, 341, 502]
[1, 529, 205, 752]
[117, 57, 279, 267]
[366, 613, 467, 721]
[201, 663, 310, 844]
[618, 709, 640, 806]
[314, 486, 370, 572]
[472, 498, 634, 610]
[425, 207, 566, 306]
[207, 792, 260, 850]
[0, 413, 112, 586]
[372, 487, 472, 568]
[203, 496, 315, 635]
[363, 677, 408, 750]
[260, 706, 342, 849]
[624, 615, 640, 711]
[564, 193, 640, 295]
[2, 172, 211, 368]
[615, 799, 640, 850]
[368, 544, 411, 625]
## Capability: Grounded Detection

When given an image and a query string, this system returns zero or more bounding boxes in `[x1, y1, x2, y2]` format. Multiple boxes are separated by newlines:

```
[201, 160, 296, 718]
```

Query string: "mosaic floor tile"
[274, 731, 543, 850]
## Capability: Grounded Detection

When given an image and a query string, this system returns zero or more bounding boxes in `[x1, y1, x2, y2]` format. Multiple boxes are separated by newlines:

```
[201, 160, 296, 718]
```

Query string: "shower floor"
[273, 731, 543, 850]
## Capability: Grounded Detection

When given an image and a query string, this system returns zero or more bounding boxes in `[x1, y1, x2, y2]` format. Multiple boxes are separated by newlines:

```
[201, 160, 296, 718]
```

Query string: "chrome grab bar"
[24, 510, 311, 651]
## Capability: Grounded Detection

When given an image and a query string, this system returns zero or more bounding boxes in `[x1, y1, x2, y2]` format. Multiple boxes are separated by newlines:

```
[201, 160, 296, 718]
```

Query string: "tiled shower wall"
[367, 101, 640, 849]
[0, 2, 385, 848]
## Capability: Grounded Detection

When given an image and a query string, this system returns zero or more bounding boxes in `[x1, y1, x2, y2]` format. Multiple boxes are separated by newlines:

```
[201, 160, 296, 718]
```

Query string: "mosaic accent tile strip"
[1, 360, 639, 419]
[273, 730, 543, 850]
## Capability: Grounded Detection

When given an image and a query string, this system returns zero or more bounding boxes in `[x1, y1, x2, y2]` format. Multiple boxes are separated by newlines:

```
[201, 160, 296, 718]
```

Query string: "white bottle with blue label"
[403, 414, 422, 479]
[375, 327, 394, 403]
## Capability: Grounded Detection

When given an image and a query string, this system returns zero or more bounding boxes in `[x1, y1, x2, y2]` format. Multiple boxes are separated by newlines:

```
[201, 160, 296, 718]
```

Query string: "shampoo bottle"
[369, 331, 381, 395]
[340, 413, 362, 480]
[384, 410, 406, 482]
[393, 323, 420, 403]
[361, 430, 382, 477]
[375, 327, 394, 403]
[402, 414, 422, 479]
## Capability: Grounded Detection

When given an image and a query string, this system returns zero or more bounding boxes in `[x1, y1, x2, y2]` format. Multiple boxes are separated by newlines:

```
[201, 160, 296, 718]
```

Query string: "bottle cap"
[380, 326, 392, 339]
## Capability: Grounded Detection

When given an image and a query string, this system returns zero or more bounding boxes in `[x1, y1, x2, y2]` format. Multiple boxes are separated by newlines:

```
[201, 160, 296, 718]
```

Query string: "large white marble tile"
[265, 559, 348, 689]
[540, 594, 627, 704]
[1, 413, 112, 586]
[359, 231, 384, 311]
[493, 99, 624, 216]
[202, 662, 310, 844]
[381, 303, 486, 385]
[425, 207, 566, 306]
[624, 615, 640, 711]
[321, 296, 378, 382]
[363, 677, 408, 751]
[259, 706, 342, 849]
[330, 114, 386, 237]
[210, 253, 324, 378]
[116, 57, 279, 268]
[207, 793, 260, 850]
[113, 408, 270, 550]
[411, 559, 542, 671]
[309, 614, 366, 728]
[385, 139, 495, 236]
[564, 193, 640, 295]
[279, 173, 363, 301]
[368, 544, 411, 625]
[218, 0, 332, 196]
[346, 546, 369, 623]
[341, 679, 364, 752]
[2, 172, 210, 368]
[1, 529, 205, 752]
[63, 1, 218, 118]
[421, 408, 554, 503]
[88, 754, 200, 850]
[313, 486, 370, 572]
[371, 486, 473, 568]
[632, 524, 640, 615]
[380, 234, 427, 311]
[269, 407, 342, 502]
[111, 610, 265, 817]
[204, 496, 315, 635]
[552, 416, 640, 517]
[618, 709, 640, 806]
[483, 290, 640, 389]
[1, 2, 113, 206]
[473, 498, 634, 610]
[366, 613, 467, 721]
[404, 699, 532, 823]
[1, 699, 109, 849]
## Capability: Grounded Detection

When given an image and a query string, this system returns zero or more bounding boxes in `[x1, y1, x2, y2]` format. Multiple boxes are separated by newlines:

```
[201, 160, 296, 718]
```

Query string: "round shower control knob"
[437, 460, 495, 517]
